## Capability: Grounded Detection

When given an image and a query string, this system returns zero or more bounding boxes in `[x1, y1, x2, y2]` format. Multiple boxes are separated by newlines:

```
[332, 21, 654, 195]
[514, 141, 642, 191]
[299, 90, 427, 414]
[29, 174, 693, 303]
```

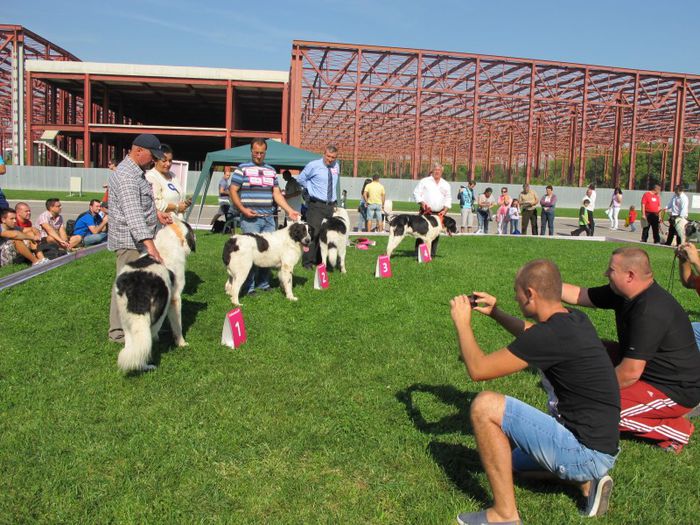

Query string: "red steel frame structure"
[289, 41, 700, 189]
[0, 24, 79, 165]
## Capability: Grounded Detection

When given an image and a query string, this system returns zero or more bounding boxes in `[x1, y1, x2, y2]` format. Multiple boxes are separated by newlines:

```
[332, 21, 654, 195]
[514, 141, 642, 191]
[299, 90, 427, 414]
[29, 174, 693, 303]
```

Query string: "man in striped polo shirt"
[229, 138, 300, 296]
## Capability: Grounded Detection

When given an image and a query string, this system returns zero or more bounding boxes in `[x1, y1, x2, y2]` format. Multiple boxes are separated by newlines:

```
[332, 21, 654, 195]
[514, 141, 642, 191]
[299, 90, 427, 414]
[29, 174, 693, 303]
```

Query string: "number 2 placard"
[221, 308, 247, 348]
[314, 264, 329, 290]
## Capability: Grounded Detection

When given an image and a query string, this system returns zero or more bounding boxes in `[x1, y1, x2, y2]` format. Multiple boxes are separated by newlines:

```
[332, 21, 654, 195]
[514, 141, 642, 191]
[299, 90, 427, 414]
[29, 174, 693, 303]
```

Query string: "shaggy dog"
[115, 218, 196, 373]
[685, 220, 700, 243]
[319, 207, 350, 273]
[386, 213, 457, 258]
[223, 222, 312, 305]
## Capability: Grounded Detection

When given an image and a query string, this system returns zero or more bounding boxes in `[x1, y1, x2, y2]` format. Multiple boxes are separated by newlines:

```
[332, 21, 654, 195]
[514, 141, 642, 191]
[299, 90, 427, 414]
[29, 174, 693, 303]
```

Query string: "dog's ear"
[184, 222, 196, 253]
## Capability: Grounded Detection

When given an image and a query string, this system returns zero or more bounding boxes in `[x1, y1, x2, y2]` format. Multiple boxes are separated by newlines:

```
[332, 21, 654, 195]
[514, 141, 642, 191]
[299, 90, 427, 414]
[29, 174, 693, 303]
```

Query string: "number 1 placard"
[375, 255, 392, 278]
[221, 308, 247, 348]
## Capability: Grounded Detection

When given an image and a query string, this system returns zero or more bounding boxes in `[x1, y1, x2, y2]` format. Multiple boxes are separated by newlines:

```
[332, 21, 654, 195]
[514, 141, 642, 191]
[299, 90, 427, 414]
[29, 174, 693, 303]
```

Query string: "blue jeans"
[240, 215, 275, 293]
[502, 396, 617, 482]
[540, 210, 555, 236]
[693, 322, 700, 350]
[477, 210, 490, 233]
[510, 218, 520, 233]
[83, 232, 107, 246]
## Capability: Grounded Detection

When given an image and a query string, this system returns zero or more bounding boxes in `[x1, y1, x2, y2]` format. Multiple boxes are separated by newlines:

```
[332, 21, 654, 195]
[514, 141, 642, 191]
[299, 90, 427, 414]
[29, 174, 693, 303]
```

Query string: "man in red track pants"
[562, 247, 700, 453]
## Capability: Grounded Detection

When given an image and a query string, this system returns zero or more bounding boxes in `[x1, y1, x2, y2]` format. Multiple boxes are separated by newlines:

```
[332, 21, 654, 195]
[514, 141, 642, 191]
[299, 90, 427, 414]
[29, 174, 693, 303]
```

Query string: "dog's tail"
[117, 315, 154, 373]
[328, 242, 338, 267]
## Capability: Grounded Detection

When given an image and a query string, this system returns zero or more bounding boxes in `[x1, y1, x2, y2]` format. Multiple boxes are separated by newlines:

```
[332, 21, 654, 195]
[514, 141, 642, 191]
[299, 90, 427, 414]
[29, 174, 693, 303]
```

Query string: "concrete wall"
[3, 165, 697, 210]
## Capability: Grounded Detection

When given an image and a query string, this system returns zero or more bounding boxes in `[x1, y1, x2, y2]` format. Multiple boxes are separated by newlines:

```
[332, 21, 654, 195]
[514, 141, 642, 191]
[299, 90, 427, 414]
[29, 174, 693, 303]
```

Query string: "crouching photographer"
[449, 259, 619, 524]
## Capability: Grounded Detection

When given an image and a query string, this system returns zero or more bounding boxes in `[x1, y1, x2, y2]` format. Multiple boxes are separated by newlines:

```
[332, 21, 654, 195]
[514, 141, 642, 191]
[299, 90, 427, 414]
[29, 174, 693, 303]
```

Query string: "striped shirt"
[231, 162, 279, 214]
[107, 156, 157, 251]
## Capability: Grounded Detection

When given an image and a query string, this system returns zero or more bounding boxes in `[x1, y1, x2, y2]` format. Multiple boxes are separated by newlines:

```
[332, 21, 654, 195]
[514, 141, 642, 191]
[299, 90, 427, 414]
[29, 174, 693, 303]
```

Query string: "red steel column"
[26, 70, 33, 165]
[577, 68, 589, 187]
[225, 80, 233, 149]
[567, 109, 578, 185]
[534, 118, 542, 180]
[671, 79, 687, 189]
[288, 46, 303, 147]
[281, 81, 289, 144]
[83, 74, 91, 166]
[485, 128, 493, 181]
[612, 101, 624, 188]
[507, 129, 514, 183]
[525, 62, 536, 183]
[628, 73, 640, 190]
[661, 142, 669, 190]
[468, 57, 480, 180]
[353, 50, 362, 178]
[412, 52, 423, 179]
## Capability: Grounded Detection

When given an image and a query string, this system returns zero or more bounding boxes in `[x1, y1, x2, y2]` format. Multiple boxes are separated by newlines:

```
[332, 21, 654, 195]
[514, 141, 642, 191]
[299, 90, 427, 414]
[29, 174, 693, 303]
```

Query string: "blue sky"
[7, 0, 700, 74]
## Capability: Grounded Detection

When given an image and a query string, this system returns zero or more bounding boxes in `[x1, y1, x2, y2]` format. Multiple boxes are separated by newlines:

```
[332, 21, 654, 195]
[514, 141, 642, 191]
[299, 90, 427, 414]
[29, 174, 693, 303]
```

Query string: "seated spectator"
[450, 259, 619, 522]
[563, 247, 700, 453]
[14, 201, 41, 239]
[68, 199, 108, 248]
[37, 198, 70, 250]
[0, 208, 47, 266]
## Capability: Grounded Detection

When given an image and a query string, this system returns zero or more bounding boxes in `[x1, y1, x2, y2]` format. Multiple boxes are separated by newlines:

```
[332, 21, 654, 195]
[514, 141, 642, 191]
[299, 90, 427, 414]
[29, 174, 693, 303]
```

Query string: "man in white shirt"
[413, 162, 452, 256]
[584, 184, 597, 235]
[664, 185, 689, 246]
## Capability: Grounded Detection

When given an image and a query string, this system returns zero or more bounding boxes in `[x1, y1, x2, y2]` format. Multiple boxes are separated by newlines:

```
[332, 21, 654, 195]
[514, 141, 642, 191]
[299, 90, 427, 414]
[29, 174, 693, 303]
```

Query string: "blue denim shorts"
[502, 396, 617, 482]
[366, 203, 382, 221]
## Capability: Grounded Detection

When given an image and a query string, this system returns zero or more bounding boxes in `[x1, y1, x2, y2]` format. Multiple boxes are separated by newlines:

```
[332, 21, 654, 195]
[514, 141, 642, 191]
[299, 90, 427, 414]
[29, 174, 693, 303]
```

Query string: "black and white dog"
[685, 220, 700, 243]
[319, 207, 350, 273]
[386, 213, 457, 258]
[223, 222, 313, 305]
[115, 218, 196, 373]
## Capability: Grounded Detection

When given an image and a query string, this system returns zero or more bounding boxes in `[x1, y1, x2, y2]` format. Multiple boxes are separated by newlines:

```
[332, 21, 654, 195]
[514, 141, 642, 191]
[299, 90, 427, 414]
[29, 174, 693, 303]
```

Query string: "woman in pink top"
[497, 187, 511, 234]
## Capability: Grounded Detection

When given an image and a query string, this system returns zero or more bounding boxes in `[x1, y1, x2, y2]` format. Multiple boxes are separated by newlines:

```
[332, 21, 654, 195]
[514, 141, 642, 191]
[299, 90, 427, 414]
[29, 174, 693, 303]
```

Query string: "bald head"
[515, 259, 562, 302]
[611, 247, 652, 277]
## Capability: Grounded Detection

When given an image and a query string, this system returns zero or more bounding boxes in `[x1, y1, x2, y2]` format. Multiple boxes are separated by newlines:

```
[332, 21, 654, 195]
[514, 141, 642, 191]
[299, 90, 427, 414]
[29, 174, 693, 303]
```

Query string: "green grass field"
[1, 234, 699, 524]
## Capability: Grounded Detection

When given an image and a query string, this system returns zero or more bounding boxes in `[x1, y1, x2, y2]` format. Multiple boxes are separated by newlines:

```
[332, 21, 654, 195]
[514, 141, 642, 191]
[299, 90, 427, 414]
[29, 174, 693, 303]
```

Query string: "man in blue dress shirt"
[297, 145, 340, 268]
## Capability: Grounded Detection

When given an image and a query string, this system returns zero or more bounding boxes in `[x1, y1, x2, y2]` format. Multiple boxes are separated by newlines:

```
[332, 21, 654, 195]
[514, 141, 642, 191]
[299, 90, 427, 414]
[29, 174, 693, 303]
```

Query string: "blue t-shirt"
[73, 212, 101, 237]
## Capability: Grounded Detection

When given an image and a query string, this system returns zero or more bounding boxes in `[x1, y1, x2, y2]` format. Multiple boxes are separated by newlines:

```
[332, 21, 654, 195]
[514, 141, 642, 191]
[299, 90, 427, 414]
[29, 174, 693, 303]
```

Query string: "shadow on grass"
[427, 441, 490, 504]
[183, 270, 203, 295]
[396, 383, 476, 435]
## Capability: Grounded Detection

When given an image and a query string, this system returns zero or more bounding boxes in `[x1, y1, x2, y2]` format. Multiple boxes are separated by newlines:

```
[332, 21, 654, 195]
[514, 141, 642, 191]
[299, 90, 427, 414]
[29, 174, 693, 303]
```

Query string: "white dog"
[223, 222, 312, 305]
[386, 213, 457, 258]
[319, 207, 350, 273]
[115, 218, 196, 373]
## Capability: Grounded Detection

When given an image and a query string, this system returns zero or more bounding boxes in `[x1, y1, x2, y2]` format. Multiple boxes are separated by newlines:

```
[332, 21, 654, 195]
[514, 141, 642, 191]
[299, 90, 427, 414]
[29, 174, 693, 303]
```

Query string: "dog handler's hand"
[157, 211, 173, 225]
[450, 295, 473, 326]
[241, 207, 259, 219]
[143, 240, 163, 264]
[287, 210, 301, 221]
[471, 291, 497, 316]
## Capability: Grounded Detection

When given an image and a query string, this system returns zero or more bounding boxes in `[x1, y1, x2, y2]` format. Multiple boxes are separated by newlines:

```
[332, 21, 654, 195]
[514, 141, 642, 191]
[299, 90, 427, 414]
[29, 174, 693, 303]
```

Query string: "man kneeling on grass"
[450, 259, 620, 525]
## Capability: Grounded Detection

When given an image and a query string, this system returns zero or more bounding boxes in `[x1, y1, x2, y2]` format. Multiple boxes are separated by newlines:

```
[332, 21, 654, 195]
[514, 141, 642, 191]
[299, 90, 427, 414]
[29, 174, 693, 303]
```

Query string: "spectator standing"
[450, 259, 619, 523]
[210, 169, 234, 226]
[539, 185, 557, 236]
[145, 144, 191, 220]
[282, 170, 303, 213]
[664, 184, 689, 246]
[102, 158, 117, 204]
[363, 175, 385, 232]
[412, 162, 452, 256]
[229, 138, 301, 289]
[626, 205, 637, 232]
[458, 181, 476, 233]
[476, 187, 495, 234]
[563, 247, 700, 453]
[641, 183, 662, 244]
[0, 154, 7, 209]
[68, 199, 108, 248]
[508, 199, 521, 234]
[356, 178, 372, 232]
[582, 184, 597, 235]
[37, 198, 70, 250]
[108, 133, 170, 344]
[518, 183, 539, 235]
[0, 208, 47, 266]
[496, 187, 512, 235]
[297, 144, 341, 268]
[606, 187, 623, 231]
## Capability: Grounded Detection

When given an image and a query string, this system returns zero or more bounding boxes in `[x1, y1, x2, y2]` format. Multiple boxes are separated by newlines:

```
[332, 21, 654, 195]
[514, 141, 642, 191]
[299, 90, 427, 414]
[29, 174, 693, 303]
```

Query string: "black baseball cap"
[132, 134, 164, 160]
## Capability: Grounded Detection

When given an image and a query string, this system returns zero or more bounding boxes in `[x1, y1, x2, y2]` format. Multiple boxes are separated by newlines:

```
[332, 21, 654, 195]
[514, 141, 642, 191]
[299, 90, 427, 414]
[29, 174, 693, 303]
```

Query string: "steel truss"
[289, 41, 700, 188]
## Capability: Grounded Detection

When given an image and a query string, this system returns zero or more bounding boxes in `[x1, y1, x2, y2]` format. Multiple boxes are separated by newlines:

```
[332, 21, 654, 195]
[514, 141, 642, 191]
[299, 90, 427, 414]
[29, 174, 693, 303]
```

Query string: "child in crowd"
[571, 198, 593, 236]
[508, 199, 521, 234]
[626, 205, 637, 232]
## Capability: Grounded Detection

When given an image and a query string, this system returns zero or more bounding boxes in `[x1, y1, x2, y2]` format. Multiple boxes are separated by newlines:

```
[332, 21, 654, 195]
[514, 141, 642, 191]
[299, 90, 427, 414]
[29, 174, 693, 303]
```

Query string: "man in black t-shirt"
[563, 246, 700, 454]
[451, 260, 619, 524]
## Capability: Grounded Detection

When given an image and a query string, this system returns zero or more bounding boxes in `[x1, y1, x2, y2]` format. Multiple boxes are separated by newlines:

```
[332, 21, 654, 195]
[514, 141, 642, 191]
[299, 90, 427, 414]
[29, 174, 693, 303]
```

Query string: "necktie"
[327, 167, 333, 203]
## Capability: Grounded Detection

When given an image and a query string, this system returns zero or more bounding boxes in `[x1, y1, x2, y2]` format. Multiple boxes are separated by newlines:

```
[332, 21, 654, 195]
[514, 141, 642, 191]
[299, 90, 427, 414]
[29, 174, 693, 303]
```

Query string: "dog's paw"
[144, 364, 157, 371]
[288, 296, 299, 302]
[341, 268, 347, 274]
[176, 339, 189, 348]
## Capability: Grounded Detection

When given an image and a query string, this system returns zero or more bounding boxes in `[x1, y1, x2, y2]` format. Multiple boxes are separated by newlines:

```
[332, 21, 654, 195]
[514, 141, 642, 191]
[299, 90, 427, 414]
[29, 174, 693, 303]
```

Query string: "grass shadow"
[427, 441, 490, 503]
[183, 270, 203, 295]
[396, 383, 476, 435]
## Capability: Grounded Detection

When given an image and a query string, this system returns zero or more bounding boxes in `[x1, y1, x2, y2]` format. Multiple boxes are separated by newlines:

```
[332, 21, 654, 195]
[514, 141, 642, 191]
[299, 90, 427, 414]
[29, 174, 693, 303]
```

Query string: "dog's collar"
[168, 222, 186, 246]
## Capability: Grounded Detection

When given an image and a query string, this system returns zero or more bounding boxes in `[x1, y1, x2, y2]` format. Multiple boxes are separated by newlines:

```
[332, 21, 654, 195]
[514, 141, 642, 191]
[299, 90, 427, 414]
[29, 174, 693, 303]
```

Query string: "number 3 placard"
[375, 255, 392, 278]
[222, 308, 247, 348]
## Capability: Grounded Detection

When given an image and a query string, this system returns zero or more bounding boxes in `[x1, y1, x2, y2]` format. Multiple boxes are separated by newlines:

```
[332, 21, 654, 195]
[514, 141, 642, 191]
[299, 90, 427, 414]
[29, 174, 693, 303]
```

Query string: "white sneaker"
[33, 258, 50, 266]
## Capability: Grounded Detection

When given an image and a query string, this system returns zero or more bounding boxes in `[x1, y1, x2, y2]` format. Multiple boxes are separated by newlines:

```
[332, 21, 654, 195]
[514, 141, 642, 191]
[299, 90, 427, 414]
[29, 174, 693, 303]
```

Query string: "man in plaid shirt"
[107, 134, 170, 343]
